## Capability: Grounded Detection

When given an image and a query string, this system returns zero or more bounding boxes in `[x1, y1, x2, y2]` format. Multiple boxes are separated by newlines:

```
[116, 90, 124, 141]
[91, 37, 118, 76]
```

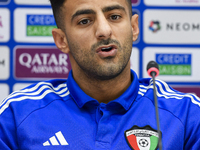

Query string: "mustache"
[91, 39, 121, 51]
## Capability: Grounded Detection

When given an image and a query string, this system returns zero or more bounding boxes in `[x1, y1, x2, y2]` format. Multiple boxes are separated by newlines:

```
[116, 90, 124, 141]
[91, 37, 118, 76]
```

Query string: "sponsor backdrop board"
[14, 0, 50, 5]
[14, 46, 71, 79]
[14, 8, 55, 43]
[0, 0, 200, 99]
[144, 0, 200, 6]
[130, 47, 139, 76]
[0, 84, 9, 103]
[143, 47, 200, 82]
[0, 46, 10, 80]
[0, 8, 10, 42]
[172, 86, 200, 97]
[13, 83, 33, 92]
[144, 10, 200, 44]
[0, 0, 10, 5]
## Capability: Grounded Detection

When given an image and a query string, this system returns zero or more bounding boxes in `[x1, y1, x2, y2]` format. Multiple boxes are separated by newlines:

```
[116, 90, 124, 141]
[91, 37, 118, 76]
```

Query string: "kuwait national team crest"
[125, 125, 161, 150]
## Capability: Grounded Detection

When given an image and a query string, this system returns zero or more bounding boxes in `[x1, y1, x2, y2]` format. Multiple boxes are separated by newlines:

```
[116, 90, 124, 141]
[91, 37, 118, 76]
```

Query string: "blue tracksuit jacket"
[0, 70, 200, 150]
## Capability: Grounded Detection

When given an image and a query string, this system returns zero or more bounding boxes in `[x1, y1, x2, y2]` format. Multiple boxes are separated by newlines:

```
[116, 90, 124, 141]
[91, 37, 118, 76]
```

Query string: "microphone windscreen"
[146, 61, 159, 77]
[146, 61, 159, 71]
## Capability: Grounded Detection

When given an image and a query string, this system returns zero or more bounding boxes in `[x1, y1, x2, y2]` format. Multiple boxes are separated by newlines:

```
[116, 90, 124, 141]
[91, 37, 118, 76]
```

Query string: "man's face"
[61, 0, 135, 80]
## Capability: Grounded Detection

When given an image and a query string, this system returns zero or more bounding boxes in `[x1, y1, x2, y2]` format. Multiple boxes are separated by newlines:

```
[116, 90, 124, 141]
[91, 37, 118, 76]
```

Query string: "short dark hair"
[49, 0, 132, 29]
[49, 0, 65, 29]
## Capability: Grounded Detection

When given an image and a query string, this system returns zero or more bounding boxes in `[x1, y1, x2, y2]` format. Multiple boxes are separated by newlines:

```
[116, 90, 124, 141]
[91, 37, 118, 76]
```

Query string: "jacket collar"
[67, 70, 139, 111]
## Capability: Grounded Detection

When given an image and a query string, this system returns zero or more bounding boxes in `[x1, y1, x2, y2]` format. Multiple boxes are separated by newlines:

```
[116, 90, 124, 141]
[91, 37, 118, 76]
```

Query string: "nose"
[95, 14, 112, 40]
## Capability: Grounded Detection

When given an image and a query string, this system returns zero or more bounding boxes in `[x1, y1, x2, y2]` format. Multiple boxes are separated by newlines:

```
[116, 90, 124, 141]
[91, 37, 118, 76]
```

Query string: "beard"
[67, 34, 133, 81]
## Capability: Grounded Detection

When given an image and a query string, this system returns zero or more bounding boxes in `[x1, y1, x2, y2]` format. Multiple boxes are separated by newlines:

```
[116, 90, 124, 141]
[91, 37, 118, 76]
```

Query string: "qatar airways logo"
[15, 47, 71, 79]
[26, 15, 56, 36]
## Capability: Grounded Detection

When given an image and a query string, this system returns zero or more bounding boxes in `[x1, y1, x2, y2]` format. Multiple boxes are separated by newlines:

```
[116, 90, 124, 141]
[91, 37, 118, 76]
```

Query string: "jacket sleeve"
[184, 118, 200, 149]
[0, 106, 18, 150]
[184, 96, 200, 150]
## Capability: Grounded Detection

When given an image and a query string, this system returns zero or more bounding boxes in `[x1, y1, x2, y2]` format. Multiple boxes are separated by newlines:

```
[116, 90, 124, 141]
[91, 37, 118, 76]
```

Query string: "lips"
[96, 45, 118, 58]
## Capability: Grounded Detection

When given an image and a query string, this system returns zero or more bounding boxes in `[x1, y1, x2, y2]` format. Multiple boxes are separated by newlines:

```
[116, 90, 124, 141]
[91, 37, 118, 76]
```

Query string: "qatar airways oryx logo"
[27, 15, 56, 36]
[144, 10, 200, 44]
[14, 47, 71, 79]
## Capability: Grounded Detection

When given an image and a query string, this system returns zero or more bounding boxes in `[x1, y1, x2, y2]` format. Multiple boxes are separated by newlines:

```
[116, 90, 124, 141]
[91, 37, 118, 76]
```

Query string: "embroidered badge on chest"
[124, 125, 161, 150]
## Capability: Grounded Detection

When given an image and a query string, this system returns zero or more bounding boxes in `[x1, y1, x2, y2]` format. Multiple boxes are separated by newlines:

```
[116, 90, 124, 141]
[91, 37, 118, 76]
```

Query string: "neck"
[72, 64, 132, 104]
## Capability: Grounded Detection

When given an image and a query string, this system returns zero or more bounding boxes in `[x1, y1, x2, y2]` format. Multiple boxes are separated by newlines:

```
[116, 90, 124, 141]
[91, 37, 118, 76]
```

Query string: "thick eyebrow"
[71, 5, 126, 22]
[71, 9, 96, 22]
[102, 5, 126, 13]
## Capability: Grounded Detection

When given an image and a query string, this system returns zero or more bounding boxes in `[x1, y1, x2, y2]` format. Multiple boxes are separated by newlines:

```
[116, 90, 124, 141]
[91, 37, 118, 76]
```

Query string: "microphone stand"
[151, 72, 162, 150]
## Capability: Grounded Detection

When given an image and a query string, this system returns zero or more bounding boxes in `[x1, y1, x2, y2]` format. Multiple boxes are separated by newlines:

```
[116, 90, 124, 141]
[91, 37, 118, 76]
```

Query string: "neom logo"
[149, 21, 161, 33]
[15, 48, 71, 79]
[26, 15, 56, 36]
[156, 54, 192, 75]
[167, 23, 200, 31]
[150, 21, 200, 32]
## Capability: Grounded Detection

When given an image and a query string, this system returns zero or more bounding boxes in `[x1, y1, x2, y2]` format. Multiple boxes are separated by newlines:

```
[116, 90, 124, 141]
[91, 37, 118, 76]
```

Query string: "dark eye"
[110, 15, 121, 20]
[79, 19, 91, 25]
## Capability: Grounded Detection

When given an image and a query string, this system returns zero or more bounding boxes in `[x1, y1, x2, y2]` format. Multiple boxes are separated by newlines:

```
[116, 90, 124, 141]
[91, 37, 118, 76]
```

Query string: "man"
[0, 0, 200, 149]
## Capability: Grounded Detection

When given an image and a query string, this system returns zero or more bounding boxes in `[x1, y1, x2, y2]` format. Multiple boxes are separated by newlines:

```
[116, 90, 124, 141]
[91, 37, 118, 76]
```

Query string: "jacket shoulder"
[138, 78, 200, 108]
[0, 79, 70, 117]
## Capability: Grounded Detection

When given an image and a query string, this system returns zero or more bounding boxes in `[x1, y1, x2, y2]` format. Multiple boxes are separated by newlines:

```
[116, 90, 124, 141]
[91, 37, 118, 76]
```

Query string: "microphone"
[147, 61, 159, 78]
[146, 61, 162, 150]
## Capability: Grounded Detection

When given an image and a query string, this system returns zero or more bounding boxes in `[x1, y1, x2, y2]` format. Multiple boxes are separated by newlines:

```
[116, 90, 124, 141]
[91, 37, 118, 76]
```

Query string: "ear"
[131, 14, 139, 42]
[52, 28, 69, 54]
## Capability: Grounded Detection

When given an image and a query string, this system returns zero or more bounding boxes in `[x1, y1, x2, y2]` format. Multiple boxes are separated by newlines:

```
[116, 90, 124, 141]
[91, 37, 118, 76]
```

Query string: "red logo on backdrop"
[15, 47, 71, 79]
[173, 87, 200, 97]
[0, 16, 3, 39]
[131, 0, 139, 5]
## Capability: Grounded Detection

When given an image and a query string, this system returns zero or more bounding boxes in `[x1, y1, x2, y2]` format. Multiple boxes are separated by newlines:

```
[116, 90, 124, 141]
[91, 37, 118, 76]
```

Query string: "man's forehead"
[63, 0, 128, 13]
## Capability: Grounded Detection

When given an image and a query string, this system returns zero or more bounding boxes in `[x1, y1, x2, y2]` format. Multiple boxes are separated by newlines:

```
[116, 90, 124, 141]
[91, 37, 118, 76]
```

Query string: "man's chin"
[87, 67, 125, 81]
